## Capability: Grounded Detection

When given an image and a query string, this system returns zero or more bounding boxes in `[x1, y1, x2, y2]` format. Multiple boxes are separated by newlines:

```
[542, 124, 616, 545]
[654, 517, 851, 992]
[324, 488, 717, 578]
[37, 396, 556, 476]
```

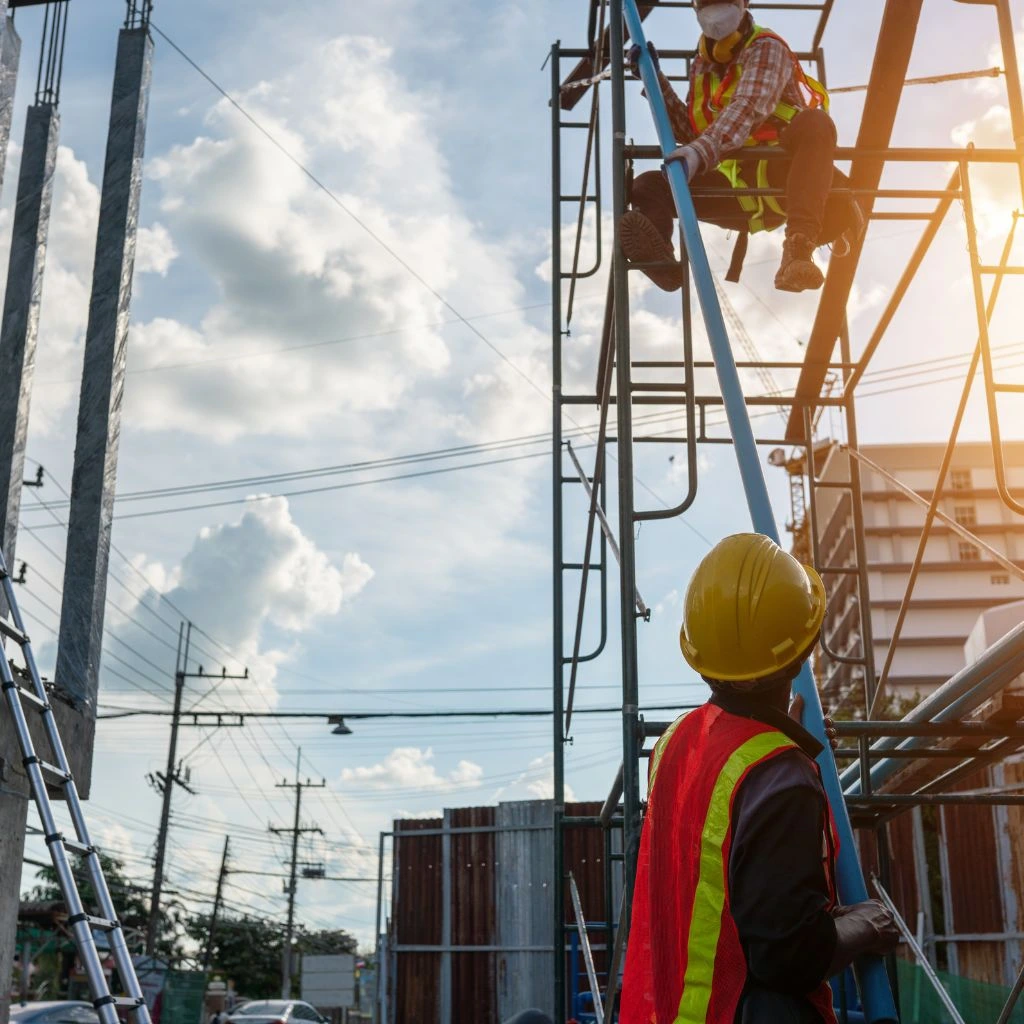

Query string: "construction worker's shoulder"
[733, 744, 825, 821]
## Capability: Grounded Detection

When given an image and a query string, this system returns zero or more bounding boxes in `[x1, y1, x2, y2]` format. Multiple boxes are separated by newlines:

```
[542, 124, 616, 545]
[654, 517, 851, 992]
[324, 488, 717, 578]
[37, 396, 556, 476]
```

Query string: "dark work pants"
[500, 1013, 554, 1024]
[630, 108, 855, 246]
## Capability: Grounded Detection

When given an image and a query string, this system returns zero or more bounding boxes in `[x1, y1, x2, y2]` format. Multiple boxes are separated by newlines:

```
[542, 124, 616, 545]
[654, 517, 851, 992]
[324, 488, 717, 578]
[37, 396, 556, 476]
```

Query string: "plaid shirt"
[658, 33, 808, 176]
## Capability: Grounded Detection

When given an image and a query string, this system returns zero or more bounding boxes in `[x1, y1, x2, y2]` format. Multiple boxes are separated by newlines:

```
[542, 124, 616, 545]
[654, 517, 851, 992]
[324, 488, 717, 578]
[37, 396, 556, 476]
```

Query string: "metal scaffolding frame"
[550, 1, 1024, 1022]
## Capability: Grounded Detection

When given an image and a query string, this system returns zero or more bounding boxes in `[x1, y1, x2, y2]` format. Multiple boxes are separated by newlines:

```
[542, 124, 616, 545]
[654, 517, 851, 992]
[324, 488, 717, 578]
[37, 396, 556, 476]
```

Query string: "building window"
[958, 541, 981, 562]
[992, 574, 1011, 585]
[954, 504, 977, 527]
[951, 469, 972, 492]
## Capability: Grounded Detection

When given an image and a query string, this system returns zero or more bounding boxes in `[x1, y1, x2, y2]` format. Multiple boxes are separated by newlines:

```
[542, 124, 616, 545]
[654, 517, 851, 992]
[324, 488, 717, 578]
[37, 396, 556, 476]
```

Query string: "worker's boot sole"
[774, 256, 825, 293]
[620, 211, 682, 293]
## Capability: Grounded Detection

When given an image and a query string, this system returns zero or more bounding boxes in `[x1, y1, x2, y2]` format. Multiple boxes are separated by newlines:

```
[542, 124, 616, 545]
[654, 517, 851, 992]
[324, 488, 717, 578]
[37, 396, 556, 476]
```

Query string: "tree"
[295, 928, 357, 956]
[186, 914, 283, 998]
[25, 853, 184, 961]
[186, 916, 359, 999]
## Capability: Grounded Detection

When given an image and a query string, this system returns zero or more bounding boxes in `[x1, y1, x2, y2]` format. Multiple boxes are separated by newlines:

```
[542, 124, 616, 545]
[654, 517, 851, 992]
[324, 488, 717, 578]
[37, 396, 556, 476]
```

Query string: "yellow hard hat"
[679, 533, 826, 684]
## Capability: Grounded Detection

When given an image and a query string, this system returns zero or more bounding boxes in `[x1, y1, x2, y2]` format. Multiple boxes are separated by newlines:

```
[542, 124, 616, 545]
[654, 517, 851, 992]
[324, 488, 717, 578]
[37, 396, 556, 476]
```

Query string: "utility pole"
[203, 836, 230, 970]
[270, 749, 324, 999]
[146, 622, 246, 955]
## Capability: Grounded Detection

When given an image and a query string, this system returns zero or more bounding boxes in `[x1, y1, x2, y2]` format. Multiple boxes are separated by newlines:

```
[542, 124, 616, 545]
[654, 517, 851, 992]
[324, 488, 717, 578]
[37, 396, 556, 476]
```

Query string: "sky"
[9, 0, 1024, 951]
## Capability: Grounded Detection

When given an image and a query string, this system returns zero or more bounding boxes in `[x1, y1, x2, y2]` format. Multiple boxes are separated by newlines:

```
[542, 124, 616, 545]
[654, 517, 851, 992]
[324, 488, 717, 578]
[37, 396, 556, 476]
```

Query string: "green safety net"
[160, 970, 207, 1024]
[897, 958, 1024, 1023]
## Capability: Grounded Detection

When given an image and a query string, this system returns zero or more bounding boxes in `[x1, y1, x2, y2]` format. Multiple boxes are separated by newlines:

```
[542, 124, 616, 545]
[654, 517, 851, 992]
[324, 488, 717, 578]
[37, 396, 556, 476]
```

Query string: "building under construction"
[5, 1, 1024, 1023]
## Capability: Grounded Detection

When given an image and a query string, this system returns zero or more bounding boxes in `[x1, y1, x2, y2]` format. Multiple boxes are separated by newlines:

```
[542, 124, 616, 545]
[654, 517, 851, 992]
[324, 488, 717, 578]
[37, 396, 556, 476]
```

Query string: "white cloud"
[135, 223, 179, 276]
[493, 752, 576, 802]
[339, 747, 484, 792]
[951, 105, 1022, 238]
[104, 496, 370, 701]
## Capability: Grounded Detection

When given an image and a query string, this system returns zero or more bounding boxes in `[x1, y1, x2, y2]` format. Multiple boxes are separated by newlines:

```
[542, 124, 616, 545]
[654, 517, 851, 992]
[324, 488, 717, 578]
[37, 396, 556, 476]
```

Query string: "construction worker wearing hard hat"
[623, 0, 862, 294]
[620, 534, 899, 1024]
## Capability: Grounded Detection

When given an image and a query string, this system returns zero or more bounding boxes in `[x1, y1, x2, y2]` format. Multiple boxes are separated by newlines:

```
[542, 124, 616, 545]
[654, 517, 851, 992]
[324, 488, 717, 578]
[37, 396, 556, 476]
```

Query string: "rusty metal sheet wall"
[942, 770, 1006, 985]
[563, 800, 611, 1003]
[388, 801, 610, 1022]
[450, 806, 496, 1021]
[392, 818, 441, 1024]
[496, 800, 554, 1020]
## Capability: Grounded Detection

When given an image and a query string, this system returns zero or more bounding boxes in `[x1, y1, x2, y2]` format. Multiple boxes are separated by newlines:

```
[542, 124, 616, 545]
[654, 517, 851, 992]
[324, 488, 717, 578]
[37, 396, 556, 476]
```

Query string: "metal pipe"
[566, 441, 648, 618]
[872, 876, 966, 1024]
[623, 144, 1022, 163]
[568, 873, 604, 1024]
[610, 0, 644, 928]
[841, 619, 1024, 793]
[600, 763, 624, 827]
[564, 279, 614, 732]
[993, 0, 1024, 200]
[624, 8, 896, 1020]
[550, 41, 567, 1024]
[865, 214, 1019, 715]
[843, 168, 958, 399]
[845, 441, 1024, 577]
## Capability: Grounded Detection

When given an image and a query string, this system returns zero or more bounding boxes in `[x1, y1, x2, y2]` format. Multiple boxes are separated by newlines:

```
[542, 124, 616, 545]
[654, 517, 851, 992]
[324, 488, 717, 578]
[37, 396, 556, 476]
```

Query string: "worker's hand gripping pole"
[620, 5, 898, 1021]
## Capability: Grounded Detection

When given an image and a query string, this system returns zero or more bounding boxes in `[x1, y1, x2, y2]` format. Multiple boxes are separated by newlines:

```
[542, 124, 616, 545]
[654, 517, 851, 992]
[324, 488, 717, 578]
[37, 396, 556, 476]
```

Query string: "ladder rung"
[70, 913, 119, 932]
[62, 837, 95, 856]
[104, 999, 145, 1012]
[818, 566, 859, 576]
[993, 383, 1024, 394]
[979, 265, 1024, 274]
[560, 194, 598, 202]
[26, 756, 72, 782]
[629, 382, 687, 392]
[3, 681, 48, 710]
[0, 618, 28, 645]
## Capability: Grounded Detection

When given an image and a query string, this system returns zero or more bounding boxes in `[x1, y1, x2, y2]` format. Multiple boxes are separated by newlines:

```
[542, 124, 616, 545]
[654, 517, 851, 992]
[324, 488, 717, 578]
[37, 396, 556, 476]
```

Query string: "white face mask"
[697, 2, 745, 40]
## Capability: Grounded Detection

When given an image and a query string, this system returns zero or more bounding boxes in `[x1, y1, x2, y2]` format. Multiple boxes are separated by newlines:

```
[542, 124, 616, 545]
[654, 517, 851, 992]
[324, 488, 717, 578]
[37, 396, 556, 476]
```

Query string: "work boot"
[620, 210, 682, 292]
[774, 232, 825, 293]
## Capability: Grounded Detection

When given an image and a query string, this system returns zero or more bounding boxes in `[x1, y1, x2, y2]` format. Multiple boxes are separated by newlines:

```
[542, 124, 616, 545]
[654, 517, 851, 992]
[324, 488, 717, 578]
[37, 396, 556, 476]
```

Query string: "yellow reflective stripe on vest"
[673, 730, 796, 1024]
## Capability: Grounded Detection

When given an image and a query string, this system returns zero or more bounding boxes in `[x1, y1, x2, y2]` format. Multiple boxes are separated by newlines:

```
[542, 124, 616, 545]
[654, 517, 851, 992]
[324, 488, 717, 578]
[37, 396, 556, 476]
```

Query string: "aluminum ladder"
[0, 548, 151, 1024]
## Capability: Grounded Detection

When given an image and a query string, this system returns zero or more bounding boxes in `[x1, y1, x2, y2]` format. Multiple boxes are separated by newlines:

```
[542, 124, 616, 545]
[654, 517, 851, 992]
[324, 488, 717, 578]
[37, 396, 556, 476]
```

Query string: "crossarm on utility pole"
[623, 7, 897, 1020]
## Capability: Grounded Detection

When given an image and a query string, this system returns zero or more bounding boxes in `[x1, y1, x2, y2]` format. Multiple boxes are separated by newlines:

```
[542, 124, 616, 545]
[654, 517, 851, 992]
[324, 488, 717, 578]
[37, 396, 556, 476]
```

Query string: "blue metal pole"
[621, 5, 897, 1020]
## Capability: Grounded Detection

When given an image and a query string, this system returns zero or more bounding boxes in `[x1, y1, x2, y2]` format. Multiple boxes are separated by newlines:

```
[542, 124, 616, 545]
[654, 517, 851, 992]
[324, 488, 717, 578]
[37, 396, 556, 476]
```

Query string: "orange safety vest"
[686, 25, 830, 233]
[620, 704, 839, 1024]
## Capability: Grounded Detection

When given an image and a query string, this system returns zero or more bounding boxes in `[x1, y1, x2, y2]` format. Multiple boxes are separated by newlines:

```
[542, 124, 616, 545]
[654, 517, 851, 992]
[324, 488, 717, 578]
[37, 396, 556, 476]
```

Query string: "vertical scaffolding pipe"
[839, 323, 878, 715]
[623, 7, 897, 1020]
[56, 19, 153, 725]
[609, 0, 643, 922]
[0, 101, 60, 569]
[550, 41, 567, 1024]
[993, 0, 1024, 200]
[0, 2, 20, 198]
[440, 810, 452, 1024]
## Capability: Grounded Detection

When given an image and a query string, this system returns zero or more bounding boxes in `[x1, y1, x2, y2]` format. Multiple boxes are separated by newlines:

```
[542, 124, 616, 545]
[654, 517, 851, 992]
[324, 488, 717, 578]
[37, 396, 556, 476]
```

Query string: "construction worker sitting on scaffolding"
[620, 534, 899, 1024]
[623, 0, 860, 294]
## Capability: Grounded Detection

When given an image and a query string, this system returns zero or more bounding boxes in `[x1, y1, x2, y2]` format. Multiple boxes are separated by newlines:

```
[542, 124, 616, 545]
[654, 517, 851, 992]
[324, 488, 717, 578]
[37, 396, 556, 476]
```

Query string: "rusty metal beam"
[559, 2, 656, 110]
[784, 0, 925, 442]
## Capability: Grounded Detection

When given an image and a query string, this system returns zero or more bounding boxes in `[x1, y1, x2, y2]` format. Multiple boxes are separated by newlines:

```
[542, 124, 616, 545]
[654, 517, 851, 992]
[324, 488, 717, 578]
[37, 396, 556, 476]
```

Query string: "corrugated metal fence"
[384, 800, 613, 1023]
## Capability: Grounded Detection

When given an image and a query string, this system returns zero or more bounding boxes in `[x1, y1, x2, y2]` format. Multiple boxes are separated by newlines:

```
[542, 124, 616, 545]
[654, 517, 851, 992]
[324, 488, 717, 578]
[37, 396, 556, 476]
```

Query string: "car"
[10, 1003, 100, 1024]
[227, 1001, 327, 1024]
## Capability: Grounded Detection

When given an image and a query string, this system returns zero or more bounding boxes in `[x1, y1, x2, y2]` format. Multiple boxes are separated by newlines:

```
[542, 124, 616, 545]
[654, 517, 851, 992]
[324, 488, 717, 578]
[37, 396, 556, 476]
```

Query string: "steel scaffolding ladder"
[0, 548, 151, 1024]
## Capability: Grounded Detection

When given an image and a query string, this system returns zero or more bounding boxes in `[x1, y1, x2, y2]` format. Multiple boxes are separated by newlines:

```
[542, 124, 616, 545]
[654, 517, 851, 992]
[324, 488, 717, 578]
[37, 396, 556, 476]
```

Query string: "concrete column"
[0, 75, 56, 1024]
[0, 103, 60, 567]
[0, 4, 22, 198]
[56, 27, 153, 745]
